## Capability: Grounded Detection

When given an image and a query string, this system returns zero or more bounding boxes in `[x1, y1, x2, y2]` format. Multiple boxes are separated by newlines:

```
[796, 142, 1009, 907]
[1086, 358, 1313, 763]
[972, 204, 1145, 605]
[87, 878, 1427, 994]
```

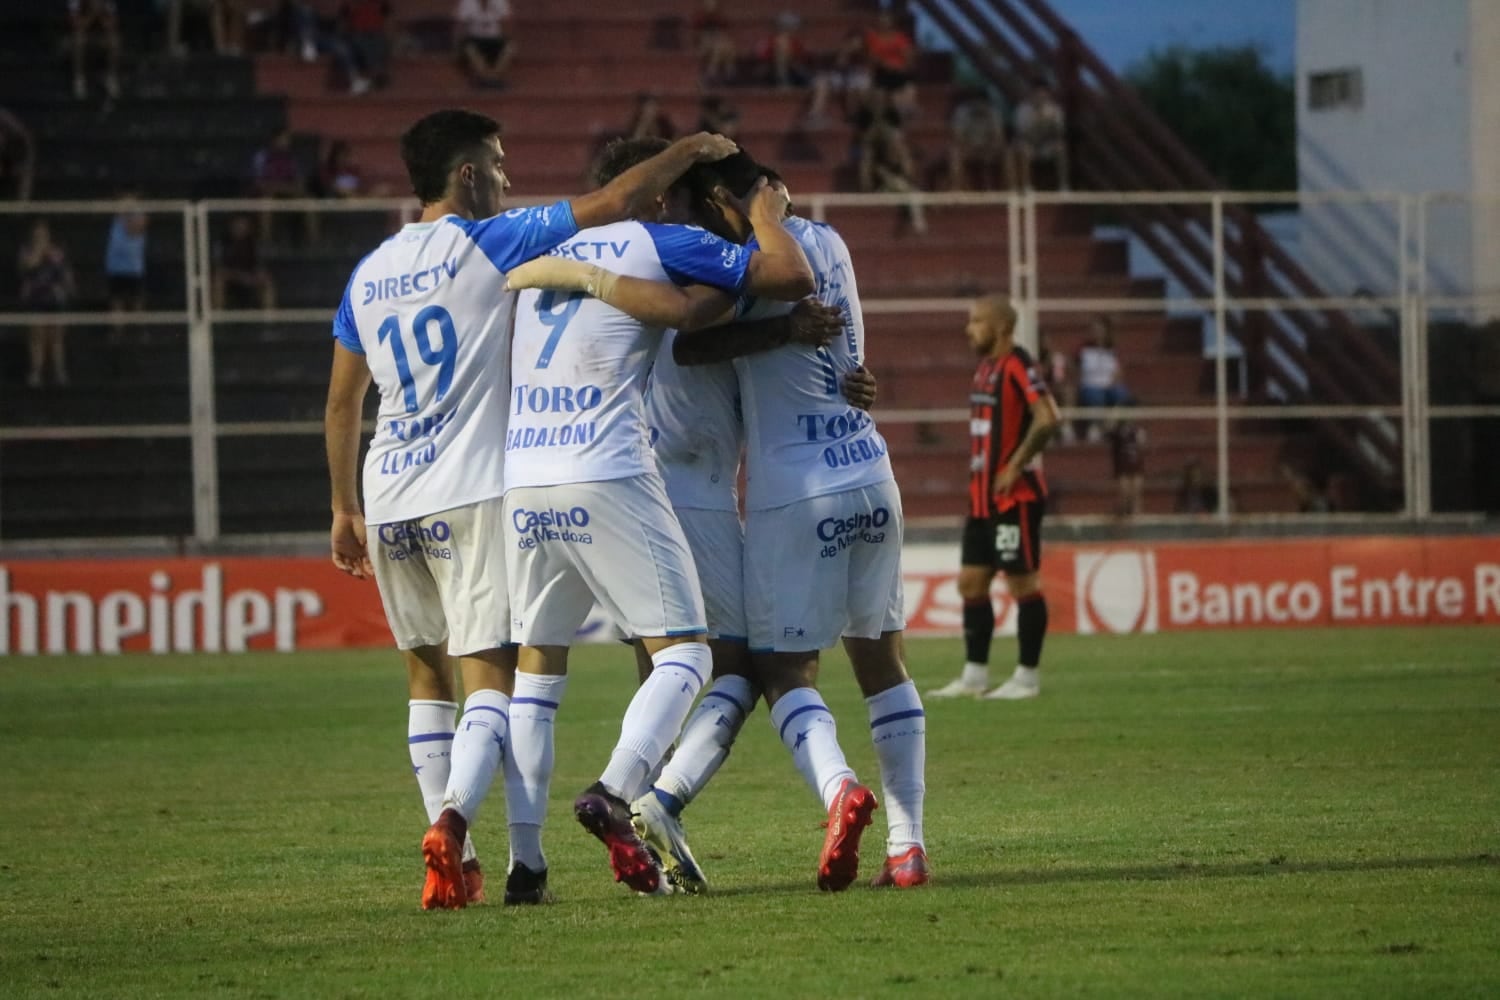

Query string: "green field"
[2, 629, 1497, 998]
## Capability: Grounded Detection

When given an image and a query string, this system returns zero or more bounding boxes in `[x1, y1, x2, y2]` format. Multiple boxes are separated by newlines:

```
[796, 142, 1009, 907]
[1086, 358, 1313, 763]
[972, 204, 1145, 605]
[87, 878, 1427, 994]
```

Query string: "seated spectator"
[1037, 330, 1076, 443]
[318, 140, 365, 198]
[337, 0, 392, 91]
[69, 0, 121, 100]
[214, 214, 276, 310]
[948, 88, 1011, 191]
[696, 94, 741, 140]
[1109, 415, 1146, 516]
[1282, 463, 1333, 513]
[691, 0, 736, 86]
[755, 12, 812, 88]
[252, 128, 313, 241]
[105, 190, 148, 344]
[1076, 314, 1133, 438]
[626, 93, 677, 141]
[0, 107, 35, 201]
[18, 219, 75, 387]
[1013, 77, 1069, 191]
[853, 89, 926, 233]
[864, 9, 917, 117]
[1174, 458, 1219, 515]
[167, 0, 247, 57]
[454, 0, 514, 88]
[277, 1, 369, 92]
[806, 27, 872, 126]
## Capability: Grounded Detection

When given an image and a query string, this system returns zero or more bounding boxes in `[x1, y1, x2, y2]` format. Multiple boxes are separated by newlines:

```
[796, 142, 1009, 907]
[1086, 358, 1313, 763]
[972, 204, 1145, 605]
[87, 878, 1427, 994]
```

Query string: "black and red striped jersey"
[968, 346, 1049, 517]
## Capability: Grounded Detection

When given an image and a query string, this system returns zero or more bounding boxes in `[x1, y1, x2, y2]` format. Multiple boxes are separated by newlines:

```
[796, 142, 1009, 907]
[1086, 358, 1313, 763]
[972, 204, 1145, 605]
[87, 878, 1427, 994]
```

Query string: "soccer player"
[928, 295, 1059, 700]
[509, 155, 930, 891]
[498, 159, 818, 896]
[324, 108, 736, 908]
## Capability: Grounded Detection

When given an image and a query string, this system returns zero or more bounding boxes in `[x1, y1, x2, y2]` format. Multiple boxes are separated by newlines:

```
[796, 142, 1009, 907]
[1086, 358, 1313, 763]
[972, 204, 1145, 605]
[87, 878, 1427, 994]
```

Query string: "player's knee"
[1005, 571, 1042, 598]
[957, 566, 993, 601]
[755, 653, 818, 705]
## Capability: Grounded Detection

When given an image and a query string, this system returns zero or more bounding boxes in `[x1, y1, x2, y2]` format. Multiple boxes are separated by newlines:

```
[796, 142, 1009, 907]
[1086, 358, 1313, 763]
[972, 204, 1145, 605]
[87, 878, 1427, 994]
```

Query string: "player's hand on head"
[505, 256, 594, 293]
[744, 176, 791, 220]
[679, 131, 739, 163]
[331, 512, 374, 580]
[842, 364, 878, 411]
[787, 297, 841, 348]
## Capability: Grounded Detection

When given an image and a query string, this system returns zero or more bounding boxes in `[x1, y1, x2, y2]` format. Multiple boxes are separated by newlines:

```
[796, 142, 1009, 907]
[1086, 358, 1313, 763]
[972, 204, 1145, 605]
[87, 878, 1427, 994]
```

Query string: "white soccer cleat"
[631, 792, 708, 895]
[926, 676, 988, 699]
[982, 669, 1040, 700]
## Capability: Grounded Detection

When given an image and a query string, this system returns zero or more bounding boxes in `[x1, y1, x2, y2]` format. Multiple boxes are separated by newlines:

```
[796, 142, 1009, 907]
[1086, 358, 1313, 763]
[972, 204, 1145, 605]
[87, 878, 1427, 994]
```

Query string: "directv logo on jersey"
[512, 505, 594, 549]
[362, 259, 458, 303]
[816, 507, 889, 557]
[546, 240, 632, 261]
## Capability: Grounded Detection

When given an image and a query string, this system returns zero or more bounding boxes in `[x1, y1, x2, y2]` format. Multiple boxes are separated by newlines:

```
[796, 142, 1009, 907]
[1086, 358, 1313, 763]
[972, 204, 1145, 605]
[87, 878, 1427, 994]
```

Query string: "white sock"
[408, 699, 457, 823]
[409, 700, 479, 862]
[506, 673, 567, 872]
[961, 662, 990, 687]
[600, 642, 710, 801]
[655, 674, 754, 807]
[866, 681, 926, 854]
[769, 687, 856, 810]
[441, 689, 510, 825]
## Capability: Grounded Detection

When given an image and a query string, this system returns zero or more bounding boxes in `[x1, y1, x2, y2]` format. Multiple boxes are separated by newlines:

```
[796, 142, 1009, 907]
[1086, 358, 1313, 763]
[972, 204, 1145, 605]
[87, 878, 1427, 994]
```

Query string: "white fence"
[0, 191, 1497, 547]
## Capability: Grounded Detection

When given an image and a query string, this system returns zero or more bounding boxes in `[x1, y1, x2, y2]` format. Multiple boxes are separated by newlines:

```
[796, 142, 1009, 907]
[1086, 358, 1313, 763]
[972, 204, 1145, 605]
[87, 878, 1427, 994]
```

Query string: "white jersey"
[734, 216, 893, 511]
[506, 220, 753, 489]
[645, 337, 741, 512]
[332, 203, 579, 524]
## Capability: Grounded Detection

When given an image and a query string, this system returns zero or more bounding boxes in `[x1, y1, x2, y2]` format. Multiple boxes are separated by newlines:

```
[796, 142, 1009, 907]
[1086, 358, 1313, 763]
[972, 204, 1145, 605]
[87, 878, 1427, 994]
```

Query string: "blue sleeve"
[640, 223, 753, 294]
[457, 200, 579, 273]
[331, 279, 364, 354]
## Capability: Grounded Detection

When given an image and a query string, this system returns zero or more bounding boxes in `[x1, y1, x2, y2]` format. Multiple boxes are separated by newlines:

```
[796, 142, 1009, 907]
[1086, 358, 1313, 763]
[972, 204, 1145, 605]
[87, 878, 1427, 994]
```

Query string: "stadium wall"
[3, 537, 1498, 655]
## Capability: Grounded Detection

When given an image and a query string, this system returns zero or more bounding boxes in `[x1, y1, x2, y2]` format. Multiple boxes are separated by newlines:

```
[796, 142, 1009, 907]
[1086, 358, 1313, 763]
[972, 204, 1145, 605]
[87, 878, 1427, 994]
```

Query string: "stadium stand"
[3, 0, 1360, 540]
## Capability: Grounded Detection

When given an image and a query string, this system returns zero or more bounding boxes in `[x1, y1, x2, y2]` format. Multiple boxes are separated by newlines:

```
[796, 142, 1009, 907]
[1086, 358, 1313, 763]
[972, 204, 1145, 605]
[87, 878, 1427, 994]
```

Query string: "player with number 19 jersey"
[332, 202, 578, 652]
[735, 215, 904, 652]
[504, 220, 753, 645]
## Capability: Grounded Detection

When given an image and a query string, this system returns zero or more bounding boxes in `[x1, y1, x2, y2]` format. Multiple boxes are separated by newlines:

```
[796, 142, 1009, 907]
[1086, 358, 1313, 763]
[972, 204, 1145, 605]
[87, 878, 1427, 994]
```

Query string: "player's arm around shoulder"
[568, 132, 738, 229]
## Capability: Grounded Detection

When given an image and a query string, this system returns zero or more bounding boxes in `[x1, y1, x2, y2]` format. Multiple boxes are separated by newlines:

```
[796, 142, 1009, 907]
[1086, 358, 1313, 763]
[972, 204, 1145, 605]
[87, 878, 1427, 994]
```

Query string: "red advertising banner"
[2, 536, 1497, 654]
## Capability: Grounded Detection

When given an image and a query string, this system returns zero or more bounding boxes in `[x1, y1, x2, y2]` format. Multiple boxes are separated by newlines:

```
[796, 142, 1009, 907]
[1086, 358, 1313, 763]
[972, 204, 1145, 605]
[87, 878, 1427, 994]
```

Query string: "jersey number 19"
[377, 304, 458, 413]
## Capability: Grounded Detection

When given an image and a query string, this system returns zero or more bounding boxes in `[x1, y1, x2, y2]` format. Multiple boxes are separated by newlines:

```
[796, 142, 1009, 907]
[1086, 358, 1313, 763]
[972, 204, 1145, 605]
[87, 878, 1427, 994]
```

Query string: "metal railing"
[0, 191, 1496, 549]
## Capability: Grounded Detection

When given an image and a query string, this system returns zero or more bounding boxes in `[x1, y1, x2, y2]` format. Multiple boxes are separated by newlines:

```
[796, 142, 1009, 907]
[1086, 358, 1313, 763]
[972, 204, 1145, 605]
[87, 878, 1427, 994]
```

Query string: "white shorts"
[505, 475, 707, 647]
[744, 480, 906, 652]
[369, 497, 511, 656]
[676, 507, 747, 642]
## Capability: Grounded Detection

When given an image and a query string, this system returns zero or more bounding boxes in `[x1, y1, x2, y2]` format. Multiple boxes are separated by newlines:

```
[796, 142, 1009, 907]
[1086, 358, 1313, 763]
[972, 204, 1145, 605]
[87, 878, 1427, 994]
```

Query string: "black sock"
[1016, 592, 1048, 668]
[962, 598, 995, 664]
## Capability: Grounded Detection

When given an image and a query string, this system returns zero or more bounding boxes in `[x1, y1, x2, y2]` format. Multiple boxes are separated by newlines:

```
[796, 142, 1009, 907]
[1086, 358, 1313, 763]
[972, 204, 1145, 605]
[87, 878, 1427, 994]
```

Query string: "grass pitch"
[1, 628, 1497, 998]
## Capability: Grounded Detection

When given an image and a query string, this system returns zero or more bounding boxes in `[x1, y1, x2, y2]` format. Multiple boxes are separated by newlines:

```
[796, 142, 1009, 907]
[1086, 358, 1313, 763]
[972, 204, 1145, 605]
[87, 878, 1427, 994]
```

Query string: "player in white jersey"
[324, 108, 738, 909]
[507, 152, 930, 891]
[497, 149, 822, 895]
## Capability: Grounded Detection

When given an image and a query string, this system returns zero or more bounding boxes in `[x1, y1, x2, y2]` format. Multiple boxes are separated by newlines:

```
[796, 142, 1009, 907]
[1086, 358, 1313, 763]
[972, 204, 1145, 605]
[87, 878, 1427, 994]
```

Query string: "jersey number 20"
[377, 305, 458, 413]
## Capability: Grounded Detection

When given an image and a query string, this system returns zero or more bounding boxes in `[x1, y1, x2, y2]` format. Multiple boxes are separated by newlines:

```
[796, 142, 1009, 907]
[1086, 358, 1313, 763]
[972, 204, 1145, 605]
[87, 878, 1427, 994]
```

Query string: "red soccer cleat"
[870, 846, 931, 888]
[817, 779, 878, 892]
[420, 809, 469, 910]
[574, 783, 662, 895]
[462, 859, 485, 905]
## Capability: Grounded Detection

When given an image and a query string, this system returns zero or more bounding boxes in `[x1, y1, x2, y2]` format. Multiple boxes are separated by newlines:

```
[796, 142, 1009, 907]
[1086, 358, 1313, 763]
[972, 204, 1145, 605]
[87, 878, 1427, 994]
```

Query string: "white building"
[1297, 0, 1499, 304]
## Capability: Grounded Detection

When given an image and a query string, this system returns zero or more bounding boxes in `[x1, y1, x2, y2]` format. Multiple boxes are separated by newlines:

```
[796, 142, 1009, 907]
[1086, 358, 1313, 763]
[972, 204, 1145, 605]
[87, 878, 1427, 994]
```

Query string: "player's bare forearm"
[1007, 401, 1059, 471]
[608, 278, 735, 331]
[675, 317, 791, 365]
[325, 344, 371, 515]
[744, 205, 815, 300]
[570, 132, 737, 229]
[676, 297, 840, 365]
